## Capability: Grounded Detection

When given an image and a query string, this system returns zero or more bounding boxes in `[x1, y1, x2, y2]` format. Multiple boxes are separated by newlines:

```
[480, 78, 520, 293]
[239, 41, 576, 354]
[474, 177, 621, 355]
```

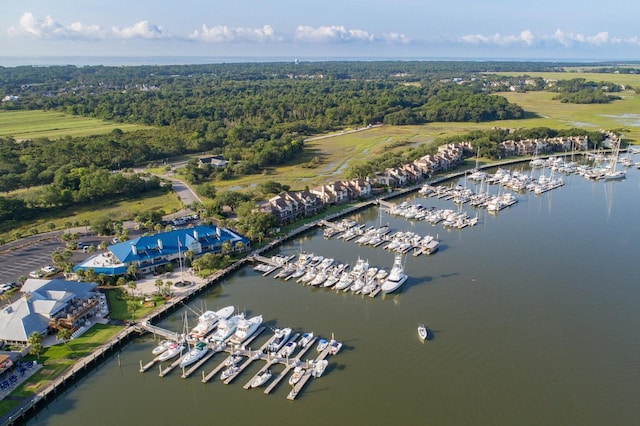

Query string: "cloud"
[111, 21, 169, 39]
[381, 32, 410, 44]
[189, 25, 282, 43]
[460, 30, 535, 46]
[294, 25, 374, 43]
[549, 30, 609, 47]
[8, 12, 103, 39]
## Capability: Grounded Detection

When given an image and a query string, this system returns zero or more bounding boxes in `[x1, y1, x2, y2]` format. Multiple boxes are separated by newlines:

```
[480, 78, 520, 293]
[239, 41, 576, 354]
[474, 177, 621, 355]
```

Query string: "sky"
[2, 0, 640, 65]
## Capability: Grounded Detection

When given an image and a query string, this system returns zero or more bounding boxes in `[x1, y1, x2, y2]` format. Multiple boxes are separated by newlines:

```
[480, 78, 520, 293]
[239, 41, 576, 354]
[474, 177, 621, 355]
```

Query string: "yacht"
[209, 313, 244, 343]
[179, 341, 209, 368]
[328, 339, 343, 355]
[220, 365, 239, 381]
[316, 338, 328, 352]
[157, 342, 184, 362]
[277, 340, 298, 358]
[381, 254, 408, 294]
[229, 315, 263, 345]
[266, 327, 292, 355]
[152, 339, 174, 356]
[250, 370, 272, 388]
[188, 305, 234, 340]
[333, 271, 353, 291]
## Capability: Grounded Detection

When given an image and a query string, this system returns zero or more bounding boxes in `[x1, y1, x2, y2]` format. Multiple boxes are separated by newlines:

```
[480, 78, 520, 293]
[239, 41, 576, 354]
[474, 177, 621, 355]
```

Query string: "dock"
[158, 353, 185, 377]
[287, 343, 331, 400]
[181, 344, 225, 378]
[263, 336, 317, 395]
[137, 321, 181, 341]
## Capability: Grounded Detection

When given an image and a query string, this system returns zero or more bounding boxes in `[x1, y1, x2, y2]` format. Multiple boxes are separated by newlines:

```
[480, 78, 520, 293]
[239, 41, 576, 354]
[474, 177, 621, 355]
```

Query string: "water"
[27, 164, 640, 426]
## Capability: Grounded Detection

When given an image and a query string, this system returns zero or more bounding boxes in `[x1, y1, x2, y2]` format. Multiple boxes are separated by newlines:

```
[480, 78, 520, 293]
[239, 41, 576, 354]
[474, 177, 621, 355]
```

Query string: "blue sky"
[2, 0, 640, 64]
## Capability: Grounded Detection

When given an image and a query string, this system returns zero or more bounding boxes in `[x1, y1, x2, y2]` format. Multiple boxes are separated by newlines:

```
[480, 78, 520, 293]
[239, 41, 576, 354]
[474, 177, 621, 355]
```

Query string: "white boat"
[220, 365, 239, 381]
[152, 339, 174, 356]
[328, 339, 342, 355]
[266, 327, 292, 354]
[179, 341, 209, 368]
[381, 254, 408, 294]
[250, 370, 272, 388]
[299, 332, 314, 348]
[418, 324, 429, 341]
[311, 359, 328, 378]
[209, 313, 244, 343]
[316, 338, 328, 352]
[224, 352, 243, 367]
[333, 271, 353, 291]
[277, 340, 298, 358]
[157, 342, 184, 362]
[188, 305, 234, 340]
[288, 366, 305, 386]
[229, 315, 263, 345]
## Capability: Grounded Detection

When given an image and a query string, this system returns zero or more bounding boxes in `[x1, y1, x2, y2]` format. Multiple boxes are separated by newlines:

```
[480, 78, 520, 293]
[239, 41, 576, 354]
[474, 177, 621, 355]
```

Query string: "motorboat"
[266, 327, 292, 354]
[229, 315, 263, 345]
[333, 271, 353, 291]
[179, 341, 209, 368]
[288, 366, 305, 386]
[277, 340, 298, 358]
[299, 332, 314, 348]
[250, 370, 272, 388]
[157, 342, 184, 362]
[381, 254, 408, 294]
[188, 305, 234, 340]
[209, 313, 244, 343]
[152, 339, 174, 356]
[328, 339, 342, 355]
[418, 324, 429, 341]
[220, 365, 239, 381]
[316, 338, 328, 353]
[311, 359, 328, 378]
[225, 352, 243, 367]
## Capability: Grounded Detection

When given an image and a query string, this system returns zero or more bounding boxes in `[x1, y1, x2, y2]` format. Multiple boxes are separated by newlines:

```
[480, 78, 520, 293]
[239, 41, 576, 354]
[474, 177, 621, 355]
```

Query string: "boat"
[179, 341, 209, 368]
[225, 352, 243, 367]
[209, 313, 244, 343]
[266, 327, 292, 354]
[277, 340, 298, 358]
[157, 342, 184, 362]
[328, 339, 342, 355]
[288, 366, 305, 386]
[229, 315, 263, 345]
[333, 271, 353, 291]
[316, 338, 328, 352]
[311, 359, 328, 378]
[152, 339, 174, 356]
[220, 365, 239, 381]
[299, 332, 314, 348]
[380, 254, 409, 294]
[188, 305, 234, 340]
[418, 324, 428, 341]
[250, 370, 272, 388]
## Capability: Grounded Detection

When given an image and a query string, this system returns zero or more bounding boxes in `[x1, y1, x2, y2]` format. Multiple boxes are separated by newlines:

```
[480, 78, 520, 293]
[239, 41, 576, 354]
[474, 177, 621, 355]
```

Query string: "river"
[27, 161, 640, 426]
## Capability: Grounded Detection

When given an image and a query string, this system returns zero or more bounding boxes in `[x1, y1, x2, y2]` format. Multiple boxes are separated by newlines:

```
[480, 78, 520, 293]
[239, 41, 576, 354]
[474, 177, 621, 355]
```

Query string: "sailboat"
[604, 137, 626, 180]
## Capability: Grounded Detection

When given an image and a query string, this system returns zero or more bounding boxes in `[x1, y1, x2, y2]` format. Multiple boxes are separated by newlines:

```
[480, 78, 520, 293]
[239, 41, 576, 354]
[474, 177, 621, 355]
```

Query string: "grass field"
[0, 110, 147, 140]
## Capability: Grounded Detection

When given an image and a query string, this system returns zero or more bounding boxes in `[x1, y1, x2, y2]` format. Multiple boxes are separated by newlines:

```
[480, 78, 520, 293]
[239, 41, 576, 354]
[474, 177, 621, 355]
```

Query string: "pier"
[287, 344, 331, 400]
[263, 336, 318, 395]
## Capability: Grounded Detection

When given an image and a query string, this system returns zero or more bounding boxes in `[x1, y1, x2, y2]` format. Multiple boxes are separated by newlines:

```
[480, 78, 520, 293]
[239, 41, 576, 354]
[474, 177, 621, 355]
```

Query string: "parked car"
[29, 270, 44, 278]
[111, 237, 120, 244]
[41, 265, 57, 275]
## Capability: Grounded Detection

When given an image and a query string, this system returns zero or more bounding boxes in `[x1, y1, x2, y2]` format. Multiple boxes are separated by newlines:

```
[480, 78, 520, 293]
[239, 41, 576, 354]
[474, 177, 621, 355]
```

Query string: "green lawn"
[0, 110, 147, 140]
[0, 323, 122, 416]
[107, 289, 166, 321]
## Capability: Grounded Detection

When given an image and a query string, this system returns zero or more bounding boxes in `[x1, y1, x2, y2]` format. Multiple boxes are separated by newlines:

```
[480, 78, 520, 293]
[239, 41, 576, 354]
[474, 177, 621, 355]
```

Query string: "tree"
[28, 332, 43, 360]
[56, 328, 73, 347]
[154, 279, 164, 295]
[127, 302, 138, 321]
[126, 264, 139, 280]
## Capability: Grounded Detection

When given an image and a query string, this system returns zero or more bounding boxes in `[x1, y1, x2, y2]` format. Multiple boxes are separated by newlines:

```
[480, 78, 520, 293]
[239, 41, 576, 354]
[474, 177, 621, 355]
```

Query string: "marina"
[21, 157, 640, 426]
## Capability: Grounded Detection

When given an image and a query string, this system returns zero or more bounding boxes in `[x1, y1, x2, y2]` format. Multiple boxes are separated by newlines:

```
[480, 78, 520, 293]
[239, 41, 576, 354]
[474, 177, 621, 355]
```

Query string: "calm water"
[27, 163, 640, 426]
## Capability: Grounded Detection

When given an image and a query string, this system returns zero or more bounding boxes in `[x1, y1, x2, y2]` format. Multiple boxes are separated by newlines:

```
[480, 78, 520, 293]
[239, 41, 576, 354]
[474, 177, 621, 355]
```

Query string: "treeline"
[0, 62, 532, 193]
[0, 169, 166, 229]
[549, 78, 622, 104]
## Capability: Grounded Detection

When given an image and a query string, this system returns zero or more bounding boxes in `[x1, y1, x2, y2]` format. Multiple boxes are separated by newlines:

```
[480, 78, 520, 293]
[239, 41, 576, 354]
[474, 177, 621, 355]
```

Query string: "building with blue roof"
[73, 225, 249, 277]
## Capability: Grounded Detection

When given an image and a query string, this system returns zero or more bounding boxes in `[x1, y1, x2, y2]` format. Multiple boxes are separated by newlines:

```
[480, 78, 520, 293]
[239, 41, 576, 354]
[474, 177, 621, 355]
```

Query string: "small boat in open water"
[418, 324, 428, 341]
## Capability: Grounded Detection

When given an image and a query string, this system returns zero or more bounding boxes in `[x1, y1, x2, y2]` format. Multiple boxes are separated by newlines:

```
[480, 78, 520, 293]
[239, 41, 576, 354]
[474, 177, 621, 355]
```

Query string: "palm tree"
[127, 302, 138, 321]
[28, 332, 43, 360]
[221, 241, 232, 254]
[127, 264, 139, 280]
[56, 328, 73, 347]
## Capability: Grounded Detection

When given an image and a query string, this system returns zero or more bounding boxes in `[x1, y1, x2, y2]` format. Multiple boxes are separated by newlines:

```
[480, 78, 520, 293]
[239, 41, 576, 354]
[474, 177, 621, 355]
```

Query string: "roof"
[0, 278, 99, 343]
[108, 226, 248, 264]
